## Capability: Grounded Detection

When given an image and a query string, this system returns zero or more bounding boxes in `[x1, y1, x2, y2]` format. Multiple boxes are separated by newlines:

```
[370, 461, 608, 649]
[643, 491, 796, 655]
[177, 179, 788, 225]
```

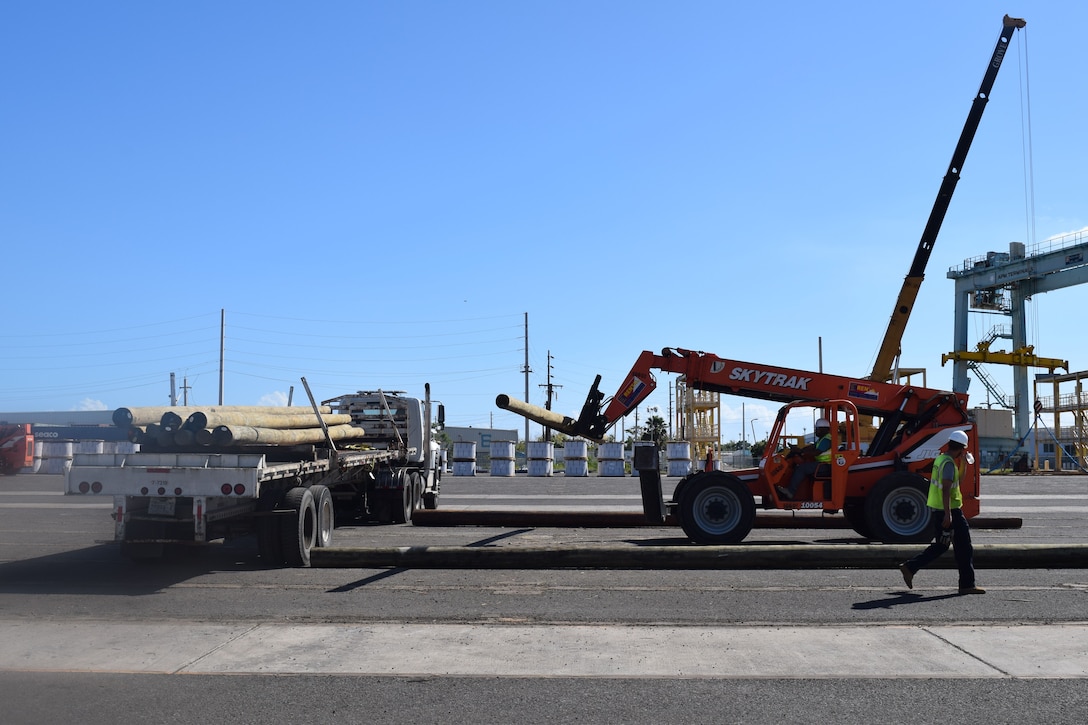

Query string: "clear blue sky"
[2, 1, 1085, 442]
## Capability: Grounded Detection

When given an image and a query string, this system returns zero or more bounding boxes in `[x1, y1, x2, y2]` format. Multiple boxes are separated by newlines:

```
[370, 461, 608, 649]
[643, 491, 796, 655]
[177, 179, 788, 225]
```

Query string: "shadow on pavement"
[327, 567, 408, 592]
[0, 537, 271, 596]
[624, 537, 693, 546]
[623, 537, 871, 547]
[852, 591, 963, 609]
[324, 529, 536, 593]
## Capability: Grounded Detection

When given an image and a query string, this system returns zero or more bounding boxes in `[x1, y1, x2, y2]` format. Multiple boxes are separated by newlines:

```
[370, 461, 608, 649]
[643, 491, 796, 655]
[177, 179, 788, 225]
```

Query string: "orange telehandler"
[497, 347, 978, 544]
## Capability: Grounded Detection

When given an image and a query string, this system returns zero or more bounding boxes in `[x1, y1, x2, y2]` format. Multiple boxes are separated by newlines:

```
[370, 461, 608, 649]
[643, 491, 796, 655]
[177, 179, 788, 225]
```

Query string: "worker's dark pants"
[786, 461, 829, 496]
[903, 509, 976, 589]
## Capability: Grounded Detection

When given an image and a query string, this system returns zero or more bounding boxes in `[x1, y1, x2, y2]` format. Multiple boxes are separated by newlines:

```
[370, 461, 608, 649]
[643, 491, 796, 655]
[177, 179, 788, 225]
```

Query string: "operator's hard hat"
[949, 430, 969, 447]
[816, 418, 831, 428]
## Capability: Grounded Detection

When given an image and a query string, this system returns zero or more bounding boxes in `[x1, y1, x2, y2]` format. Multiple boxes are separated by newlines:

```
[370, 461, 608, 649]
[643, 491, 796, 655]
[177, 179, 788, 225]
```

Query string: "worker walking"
[775, 418, 832, 500]
[898, 430, 985, 595]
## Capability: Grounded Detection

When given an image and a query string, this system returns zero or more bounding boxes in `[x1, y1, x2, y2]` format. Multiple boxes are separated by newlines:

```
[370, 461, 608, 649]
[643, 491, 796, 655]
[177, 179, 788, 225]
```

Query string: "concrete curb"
[409, 509, 1023, 530]
[310, 543, 1088, 570]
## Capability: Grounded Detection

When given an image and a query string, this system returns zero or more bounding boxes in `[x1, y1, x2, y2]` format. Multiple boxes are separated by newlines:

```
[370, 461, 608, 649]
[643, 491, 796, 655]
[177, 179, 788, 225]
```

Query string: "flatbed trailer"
[67, 389, 443, 565]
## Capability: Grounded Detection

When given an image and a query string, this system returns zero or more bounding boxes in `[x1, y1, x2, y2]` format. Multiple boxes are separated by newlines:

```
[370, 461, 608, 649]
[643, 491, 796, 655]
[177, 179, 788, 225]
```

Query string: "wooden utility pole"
[522, 312, 530, 446]
[218, 309, 225, 405]
[538, 350, 562, 442]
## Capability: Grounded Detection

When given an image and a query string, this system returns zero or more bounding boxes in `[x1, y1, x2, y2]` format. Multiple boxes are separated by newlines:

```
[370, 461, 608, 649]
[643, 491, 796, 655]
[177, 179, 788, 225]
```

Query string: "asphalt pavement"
[2, 471, 1087, 724]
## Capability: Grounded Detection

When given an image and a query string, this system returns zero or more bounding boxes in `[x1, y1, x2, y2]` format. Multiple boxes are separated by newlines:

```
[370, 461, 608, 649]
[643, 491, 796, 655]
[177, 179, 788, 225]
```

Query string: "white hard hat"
[816, 418, 831, 428]
[949, 430, 969, 447]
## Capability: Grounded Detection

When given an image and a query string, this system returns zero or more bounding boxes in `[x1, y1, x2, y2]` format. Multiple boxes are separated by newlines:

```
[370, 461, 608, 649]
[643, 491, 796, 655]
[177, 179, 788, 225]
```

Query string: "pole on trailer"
[301, 377, 336, 455]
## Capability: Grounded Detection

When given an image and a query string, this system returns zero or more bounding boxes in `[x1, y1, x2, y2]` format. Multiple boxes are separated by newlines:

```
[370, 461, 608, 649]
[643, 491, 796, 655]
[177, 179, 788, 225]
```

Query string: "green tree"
[537, 431, 569, 445]
[644, 415, 668, 446]
[625, 415, 668, 447]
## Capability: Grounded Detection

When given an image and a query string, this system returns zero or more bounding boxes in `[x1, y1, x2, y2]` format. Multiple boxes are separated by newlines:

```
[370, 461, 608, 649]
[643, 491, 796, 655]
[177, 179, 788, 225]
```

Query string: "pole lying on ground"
[409, 509, 1021, 530]
[311, 543, 1088, 570]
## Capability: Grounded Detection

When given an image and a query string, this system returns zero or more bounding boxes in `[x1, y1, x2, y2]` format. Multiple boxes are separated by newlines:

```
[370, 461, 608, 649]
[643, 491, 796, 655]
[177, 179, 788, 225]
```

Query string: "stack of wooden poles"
[112, 405, 366, 449]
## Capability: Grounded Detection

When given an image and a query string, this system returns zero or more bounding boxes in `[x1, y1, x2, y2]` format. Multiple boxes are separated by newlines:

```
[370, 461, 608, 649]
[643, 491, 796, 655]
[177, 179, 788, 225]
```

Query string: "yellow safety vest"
[927, 452, 963, 510]
[815, 433, 832, 464]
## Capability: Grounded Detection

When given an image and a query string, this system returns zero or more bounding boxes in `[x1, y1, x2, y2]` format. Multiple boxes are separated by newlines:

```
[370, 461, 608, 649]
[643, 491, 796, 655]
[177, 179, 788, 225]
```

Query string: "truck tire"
[389, 471, 422, 524]
[281, 486, 317, 567]
[864, 472, 931, 543]
[311, 485, 333, 548]
[385, 488, 408, 524]
[677, 472, 756, 545]
[386, 487, 408, 524]
[409, 472, 422, 515]
[377, 469, 408, 525]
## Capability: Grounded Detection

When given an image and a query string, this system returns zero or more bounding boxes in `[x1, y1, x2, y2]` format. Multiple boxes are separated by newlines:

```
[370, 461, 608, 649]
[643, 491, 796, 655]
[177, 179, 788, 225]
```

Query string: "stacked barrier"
[598, 441, 625, 477]
[563, 439, 589, 477]
[667, 441, 692, 477]
[489, 440, 516, 476]
[451, 441, 477, 476]
[526, 441, 554, 476]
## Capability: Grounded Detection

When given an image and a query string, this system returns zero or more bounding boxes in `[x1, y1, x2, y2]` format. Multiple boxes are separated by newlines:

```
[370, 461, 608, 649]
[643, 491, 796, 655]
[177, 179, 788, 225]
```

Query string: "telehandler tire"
[670, 476, 693, 531]
[843, 502, 873, 539]
[864, 472, 931, 543]
[677, 472, 756, 544]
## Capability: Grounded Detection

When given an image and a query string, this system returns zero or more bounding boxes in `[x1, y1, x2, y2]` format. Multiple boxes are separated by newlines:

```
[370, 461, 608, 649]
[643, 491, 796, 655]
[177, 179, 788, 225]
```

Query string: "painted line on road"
[3, 492, 1086, 500]
[0, 491, 64, 496]
[1, 502, 1085, 515]
[433, 504, 1080, 515]
[984, 495, 1088, 500]
[0, 620, 1084, 678]
[444, 494, 645, 500]
[0, 503, 112, 509]
[982, 506, 1088, 514]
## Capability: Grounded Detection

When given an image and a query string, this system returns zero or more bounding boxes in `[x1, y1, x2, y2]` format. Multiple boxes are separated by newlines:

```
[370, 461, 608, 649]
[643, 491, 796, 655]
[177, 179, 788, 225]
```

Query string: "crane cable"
[974, 26, 1035, 408]
[1018, 26, 1041, 353]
